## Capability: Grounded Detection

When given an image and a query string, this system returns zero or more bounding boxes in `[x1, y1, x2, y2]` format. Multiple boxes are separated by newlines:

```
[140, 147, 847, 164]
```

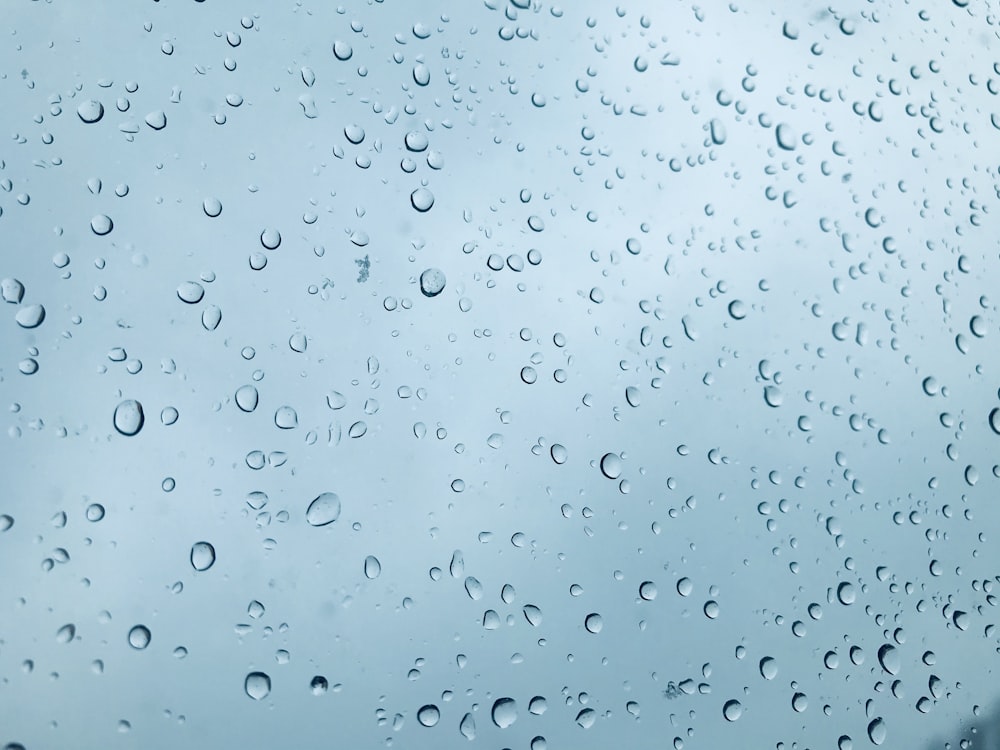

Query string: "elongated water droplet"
[306, 492, 341, 526]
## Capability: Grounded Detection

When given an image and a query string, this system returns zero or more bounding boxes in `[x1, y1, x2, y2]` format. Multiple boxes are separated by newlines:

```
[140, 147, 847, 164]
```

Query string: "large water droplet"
[584, 613, 603, 633]
[523, 604, 543, 626]
[417, 704, 440, 727]
[176, 281, 205, 303]
[190, 541, 216, 571]
[364, 555, 382, 579]
[759, 656, 778, 680]
[459, 712, 476, 739]
[113, 399, 144, 436]
[128, 625, 151, 650]
[14, 304, 45, 329]
[410, 188, 435, 212]
[491, 697, 517, 728]
[90, 214, 113, 235]
[575, 708, 596, 729]
[420, 268, 446, 297]
[332, 40, 353, 60]
[877, 644, 899, 675]
[600, 453, 622, 479]
[723, 699, 743, 721]
[235, 385, 259, 413]
[202, 197, 222, 217]
[464, 576, 483, 600]
[1, 278, 25, 304]
[306, 492, 342, 526]
[639, 581, 657, 601]
[867, 718, 886, 745]
[245, 671, 271, 700]
[77, 99, 104, 123]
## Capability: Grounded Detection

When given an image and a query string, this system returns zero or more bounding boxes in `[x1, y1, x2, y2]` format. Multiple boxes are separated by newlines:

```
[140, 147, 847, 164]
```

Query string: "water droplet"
[145, 110, 167, 130]
[703, 600, 720, 619]
[639, 581, 657, 601]
[412, 62, 430, 86]
[836, 581, 856, 605]
[600, 453, 622, 479]
[419, 268, 446, 297]
[326, 391, 347, 410]
[332, 40, 353, 60]
[989, 408, 1000, 435]
[722, 699, 743, 721]
[759, 657, 778, 680]
[56, 623, 76, 643]
[523, 604, 543, 626]
[676, 577, 693, 596]
[310, 675, 328, 695]
[404, 131, 429, 152]
[113, 399, 144, 436]
[1, 278, 25, 304]
[14, 304, 45, 329]
[176, 281, 204, 303]
[235, 385, 259, 413]
[274, 406, 298, 429]
[877, 644, 899, 675]
[86, 503, 105, 522]
[417, 704, 440, 727]
[245, 671, 271, 700]
[201, 305, 222, 331]
[260, 228, 281, 250]
[867, 718, 886, 745]
[450, 550, 465, 578]
[364, 555, 381, 579]
[550, 444, 567, 464]
[728, 300, 747, 320]
[520, 366, 537, 384]
[306, 492, 342, 526]
[491, 697, 517, 728]
[190, 541, 216, 571]
[78, 99, 104, 123]
[763, 385, 783, 407]
[459, 711, 476, 739]
[584, 613, 603, 633]
[575, 708, 596, 728]
[464, 576, 483, 600]
[411, 188, 435, 212]
[625, 386, 641, 407]
[202, 197, 222, 217]
[127, 625, 151, 650]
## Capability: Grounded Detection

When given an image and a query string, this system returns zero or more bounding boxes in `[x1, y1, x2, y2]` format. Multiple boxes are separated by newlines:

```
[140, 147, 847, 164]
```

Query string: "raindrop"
[411, 188, 435, 212]
[491, 697, 517, 728]
[274, 406, 298, 429]
[867, 718, 886, 745]
[412, 62, 430, 86]
[332, 40, 353, 60]
[14, 304, 45, 329]
[450, 550, 465, 578]
[728, 300, 747, 320]
[639, 581, 657, 601]
[113, 400, 144, 436]
[989, 408, 1000, 435]
[364, 555, 382, 579]
[1, 278, 25, 304]
[550, 444, 568, 464]
[775, 123, 797, 150]
[836, 582, 856, 605]
[91, 214, 113, 235]
[417, 704, 440, 727]
[722, 699, 743, 721]
[676, 578, 693, 596]
[245, 671, 271, 700]
[235, 385, 259, 413]
[877, 644, 900, 675]
[523, 604, 542, 626]
[600, 453, 622, 479]
[464, 576, 483, 600]
[86, 503, 105, 522]
[763, 385, 783, 407]
[584, 613, 603, 633]
[310, 675, 328, 695]
[625, 386, 641, 407]
[176, 281, 205, 303]
[529, 696, 547, 715]
[404, 131, 429, 152]
[306, 492, 342, 526]
[127, 625, 151, 650]
[459, 712, 476, 740]
[56, 624, 76, 643]
[420, 268, 446, 297]
[260, 228, 281, 250]
[759, 657, 778, 680]
[576, 708, 596, 729]
[77, 99, 104, 123]
[201, 305, 222, 331]
[144, 110, 167, 130]
[202, 197, 222, 217]
[190, 541, 216, 571]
